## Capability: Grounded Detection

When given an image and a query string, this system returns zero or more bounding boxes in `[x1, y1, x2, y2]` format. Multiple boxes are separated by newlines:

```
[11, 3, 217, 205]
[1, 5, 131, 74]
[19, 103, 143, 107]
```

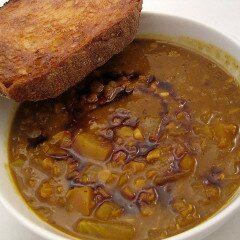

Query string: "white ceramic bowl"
[0, 12, 240, 240]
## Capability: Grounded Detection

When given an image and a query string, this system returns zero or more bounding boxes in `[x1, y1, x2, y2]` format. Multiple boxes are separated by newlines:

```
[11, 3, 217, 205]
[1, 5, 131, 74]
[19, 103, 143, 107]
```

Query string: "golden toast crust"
[0, 0, 142, 101]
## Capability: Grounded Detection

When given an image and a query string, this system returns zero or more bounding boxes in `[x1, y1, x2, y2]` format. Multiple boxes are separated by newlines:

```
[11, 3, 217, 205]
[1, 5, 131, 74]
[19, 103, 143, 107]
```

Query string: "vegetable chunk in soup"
[9, 39, 240, 240]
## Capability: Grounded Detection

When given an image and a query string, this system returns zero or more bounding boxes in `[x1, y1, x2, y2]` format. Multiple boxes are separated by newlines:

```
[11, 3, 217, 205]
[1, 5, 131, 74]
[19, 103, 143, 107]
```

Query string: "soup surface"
[9, 39, 240, 240]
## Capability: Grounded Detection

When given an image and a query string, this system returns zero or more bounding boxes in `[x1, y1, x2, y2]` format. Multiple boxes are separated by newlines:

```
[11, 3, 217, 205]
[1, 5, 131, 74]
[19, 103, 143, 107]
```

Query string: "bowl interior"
[0, 12, 240, 240]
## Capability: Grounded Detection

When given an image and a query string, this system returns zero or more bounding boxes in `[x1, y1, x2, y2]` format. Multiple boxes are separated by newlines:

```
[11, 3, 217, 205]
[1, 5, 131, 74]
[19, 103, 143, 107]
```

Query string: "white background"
[0, 0, 240, 239]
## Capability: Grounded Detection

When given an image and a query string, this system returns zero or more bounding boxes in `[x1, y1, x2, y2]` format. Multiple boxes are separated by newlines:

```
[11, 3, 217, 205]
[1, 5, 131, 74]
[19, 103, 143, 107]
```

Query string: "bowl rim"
[1, 11, 240, 240]
[141, 10, 240, 50]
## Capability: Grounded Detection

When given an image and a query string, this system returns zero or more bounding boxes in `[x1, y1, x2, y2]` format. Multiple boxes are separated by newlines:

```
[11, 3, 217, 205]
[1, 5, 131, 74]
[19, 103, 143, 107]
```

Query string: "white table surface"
[0, 0, 240, 239]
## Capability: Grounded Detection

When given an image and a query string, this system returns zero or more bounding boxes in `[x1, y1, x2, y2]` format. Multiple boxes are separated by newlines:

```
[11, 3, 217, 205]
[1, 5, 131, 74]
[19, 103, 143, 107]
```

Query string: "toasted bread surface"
[0, 0, 142, 101]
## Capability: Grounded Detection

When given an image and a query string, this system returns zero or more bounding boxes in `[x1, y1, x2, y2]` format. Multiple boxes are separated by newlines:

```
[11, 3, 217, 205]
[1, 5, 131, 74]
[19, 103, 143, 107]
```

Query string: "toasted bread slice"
[0, 0, 142, 101]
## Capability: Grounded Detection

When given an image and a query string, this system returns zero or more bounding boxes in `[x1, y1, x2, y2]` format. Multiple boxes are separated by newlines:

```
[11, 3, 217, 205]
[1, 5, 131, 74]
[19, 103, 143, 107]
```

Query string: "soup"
[9, 39, 240, 240]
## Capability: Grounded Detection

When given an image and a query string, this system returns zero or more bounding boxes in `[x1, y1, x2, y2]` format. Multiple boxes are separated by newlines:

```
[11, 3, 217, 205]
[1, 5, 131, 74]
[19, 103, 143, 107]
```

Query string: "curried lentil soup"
[9, 39, 240, 240]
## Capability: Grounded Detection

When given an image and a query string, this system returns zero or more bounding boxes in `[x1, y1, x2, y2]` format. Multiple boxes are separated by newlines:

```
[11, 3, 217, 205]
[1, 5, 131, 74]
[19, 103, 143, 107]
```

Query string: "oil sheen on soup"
[9, 39, 240, 240]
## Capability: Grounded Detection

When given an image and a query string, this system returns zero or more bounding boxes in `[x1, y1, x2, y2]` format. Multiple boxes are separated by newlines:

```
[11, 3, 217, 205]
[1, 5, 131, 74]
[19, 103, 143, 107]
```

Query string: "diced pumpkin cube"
[77, 219, 135, 240]
[81, 165, 103, 183]
[118, 172, 130, 187]
[146, 169, 158, 179]
[73, 132, 112, 161]
[180, 155, 196, 171]
[159, 92, 169, 97]
[133, 177, 146, 190]
[11, 159, 24, 167]
[50, 131, 72, 148]
[123, 161, 145, 173]
[46, 145, 68, 159]
[133, 128, 144, 140]
[116, 127, 133, 139]
[146, 149, 160, 163]
[98, 169, 113, 183]
[66, 187, 95, 216]
[95, 201, 123, 220]
[42, 158, 54, 170]
[212, 122, 238, 148]
[121, 186, 135, 200]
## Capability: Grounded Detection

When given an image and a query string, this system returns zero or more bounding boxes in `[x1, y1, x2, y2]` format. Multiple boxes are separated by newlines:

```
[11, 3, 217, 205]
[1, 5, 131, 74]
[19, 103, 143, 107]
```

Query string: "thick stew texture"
[9, 39, 240, 240]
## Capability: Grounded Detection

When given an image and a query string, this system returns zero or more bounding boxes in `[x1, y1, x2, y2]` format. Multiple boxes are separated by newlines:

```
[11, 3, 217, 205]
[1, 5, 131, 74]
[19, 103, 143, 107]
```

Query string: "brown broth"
[9, 39, 240, 240]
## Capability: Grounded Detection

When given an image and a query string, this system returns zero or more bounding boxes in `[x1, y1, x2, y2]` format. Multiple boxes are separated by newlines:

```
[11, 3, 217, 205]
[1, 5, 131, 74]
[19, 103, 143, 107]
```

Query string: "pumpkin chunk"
[77, 219, 135, 240]
[95, 201, 123, 220]
[73, 132, 112, 161]
[212, 122, 238, 148]
[180, 155, 196, 171]
[66, 187, 95, 216]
